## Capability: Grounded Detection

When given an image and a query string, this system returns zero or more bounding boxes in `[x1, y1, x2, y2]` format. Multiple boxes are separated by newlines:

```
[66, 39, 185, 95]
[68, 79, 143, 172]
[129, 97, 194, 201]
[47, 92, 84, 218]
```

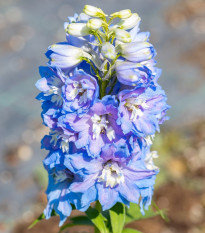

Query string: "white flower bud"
[101, 42, 116, 60]
[83, 5, 107, 18]
[118, 13, 141, 30]
[87, 18, 104, 30]
[110, 9, 132, 19]
[114, 28, 132, 43]
[65, 23, 91, 37]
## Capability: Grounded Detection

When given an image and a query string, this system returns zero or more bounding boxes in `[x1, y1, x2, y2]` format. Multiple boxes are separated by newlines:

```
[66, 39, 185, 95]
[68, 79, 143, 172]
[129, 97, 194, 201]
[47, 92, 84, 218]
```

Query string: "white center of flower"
[125, 97, 149, 121]
[45, 77, 63, 105]
[50, 130, 70, 153]
[98, 160, 125, 188]
[91, 114, 115, 141]
[144, 134, 155, 146]
[144, 151, 159, 171]
[68, 81, 88, 104]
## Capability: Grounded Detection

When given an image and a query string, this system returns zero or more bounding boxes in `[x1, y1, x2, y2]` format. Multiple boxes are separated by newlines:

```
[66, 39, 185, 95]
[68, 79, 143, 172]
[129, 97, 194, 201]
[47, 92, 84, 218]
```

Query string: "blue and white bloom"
[118, 86, 169, 137]
[67, 144, 157, 211]
[43, 150, 90, 226]
[61, 69, 99, 115]
[36, 5, 170, 226]
[36, 66, 65, 106]
[59, 96, 124, 157]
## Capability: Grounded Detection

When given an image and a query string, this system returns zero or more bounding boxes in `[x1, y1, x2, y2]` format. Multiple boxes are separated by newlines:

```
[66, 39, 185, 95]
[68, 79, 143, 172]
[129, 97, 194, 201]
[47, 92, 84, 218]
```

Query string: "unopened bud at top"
[118, 13, 141, 30]
[114, 29, 132, 43]
[87, 18, 105, 30]
[65, 23, 91, 37]
[110, 9, 132, 19]
[83, 5, 107, 18]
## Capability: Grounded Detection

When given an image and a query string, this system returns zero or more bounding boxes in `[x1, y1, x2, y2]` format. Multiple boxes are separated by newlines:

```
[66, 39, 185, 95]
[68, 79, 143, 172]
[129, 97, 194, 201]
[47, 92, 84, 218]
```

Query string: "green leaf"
[59, 216, 93, 232]
[122, 228, 143, 233]
[125, 202, 167, 224]
[28, 213, 45, 229]
[86, 207, 109, 233]
[109, 202, 125, 233]
[95, 200, 102, 212]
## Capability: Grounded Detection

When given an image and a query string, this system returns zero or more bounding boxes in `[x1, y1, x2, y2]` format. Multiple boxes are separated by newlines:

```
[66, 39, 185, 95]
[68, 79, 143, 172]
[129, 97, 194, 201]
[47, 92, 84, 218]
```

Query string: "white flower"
[101, 42, 117, 60]
[118, 13, 141, 30]
[114, 28, 132, 43]
[65, 23, 91, 36]
[83, 5, 107, 18]
[110, 9, 132, 19]
[87, 18, 104, 30]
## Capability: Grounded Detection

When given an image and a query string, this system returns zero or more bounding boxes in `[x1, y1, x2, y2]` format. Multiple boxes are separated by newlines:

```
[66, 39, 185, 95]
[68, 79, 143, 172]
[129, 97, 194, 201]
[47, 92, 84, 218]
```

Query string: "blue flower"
[58, 96, 124, 157]
[43, 150, 90, 226]
[61, 69, 99, 115]
[36, 7, 170, 227]
[67, 143, 157, 211]
[36, 66, 65, 106]
[115, 61, 152, 86]
[117, 86, 169, 137]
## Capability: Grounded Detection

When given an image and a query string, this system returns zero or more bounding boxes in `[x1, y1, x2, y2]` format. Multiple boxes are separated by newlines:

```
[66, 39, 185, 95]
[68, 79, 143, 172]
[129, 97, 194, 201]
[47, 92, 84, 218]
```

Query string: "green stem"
[108, 76, 117, 95]
[100, 80, 108, 98]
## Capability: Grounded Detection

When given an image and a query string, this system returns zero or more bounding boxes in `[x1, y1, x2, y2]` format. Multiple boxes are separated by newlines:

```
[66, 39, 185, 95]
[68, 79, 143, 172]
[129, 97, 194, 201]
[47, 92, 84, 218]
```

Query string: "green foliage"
[59, 216, 93, 232]
[28, 213, 45, 229]
[29, 201, 168, 233]
[109, 202, 125, 233]
[122, 228, 142, 233]
[125, 202, 168, 224]
[85, 206, 109, 233]
[28, 209, 57, 229]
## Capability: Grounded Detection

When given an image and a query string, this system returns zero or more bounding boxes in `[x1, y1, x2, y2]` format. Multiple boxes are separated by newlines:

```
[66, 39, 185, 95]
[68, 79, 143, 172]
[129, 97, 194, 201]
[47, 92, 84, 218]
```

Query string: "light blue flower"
[61, 69, 99, 115]
[58, 96, 124, 157]
[115, 61, 152, 86]
[67, 143, 157, 211]
[43, 150, 90, 226]
[117, 86, 170, 137]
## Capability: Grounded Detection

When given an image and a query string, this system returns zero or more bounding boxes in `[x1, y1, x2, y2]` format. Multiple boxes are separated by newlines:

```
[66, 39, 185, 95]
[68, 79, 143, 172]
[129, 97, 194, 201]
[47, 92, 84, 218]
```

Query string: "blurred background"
[0, 0, 205, 232]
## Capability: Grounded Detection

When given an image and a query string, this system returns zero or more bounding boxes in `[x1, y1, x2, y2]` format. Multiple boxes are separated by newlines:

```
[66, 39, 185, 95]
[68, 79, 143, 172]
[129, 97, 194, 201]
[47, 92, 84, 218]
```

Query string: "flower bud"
[47, 43, 90, 69]
[110, 9, 132, 19]
[117, 41, 155, 62]
[65, 23, 91, 37]
[118, 13, 141, 30]
[83, 5, 107, 18]
[101, 42, 116, 60]
[87, 18, 104, 30]
[114, 29, 132, 43]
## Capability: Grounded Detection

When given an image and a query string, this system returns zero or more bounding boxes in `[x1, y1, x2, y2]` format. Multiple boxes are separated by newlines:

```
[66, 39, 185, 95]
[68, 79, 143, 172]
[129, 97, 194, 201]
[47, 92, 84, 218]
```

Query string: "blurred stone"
[17, 144, 33, 161]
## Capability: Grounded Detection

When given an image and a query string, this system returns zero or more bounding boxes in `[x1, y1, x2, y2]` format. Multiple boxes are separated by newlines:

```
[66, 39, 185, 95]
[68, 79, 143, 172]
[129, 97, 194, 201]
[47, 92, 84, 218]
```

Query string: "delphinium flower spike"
[36, 5, 170, 229]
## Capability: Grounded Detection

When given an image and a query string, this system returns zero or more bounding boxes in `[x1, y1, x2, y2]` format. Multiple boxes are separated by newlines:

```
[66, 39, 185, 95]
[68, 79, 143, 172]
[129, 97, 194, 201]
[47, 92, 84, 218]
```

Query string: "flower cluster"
[36, 5, 170, 226]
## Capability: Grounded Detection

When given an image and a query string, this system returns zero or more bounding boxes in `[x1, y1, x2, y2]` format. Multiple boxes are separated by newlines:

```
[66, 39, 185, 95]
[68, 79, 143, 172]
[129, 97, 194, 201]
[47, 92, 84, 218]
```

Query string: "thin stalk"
[108, 76, 117, 95]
